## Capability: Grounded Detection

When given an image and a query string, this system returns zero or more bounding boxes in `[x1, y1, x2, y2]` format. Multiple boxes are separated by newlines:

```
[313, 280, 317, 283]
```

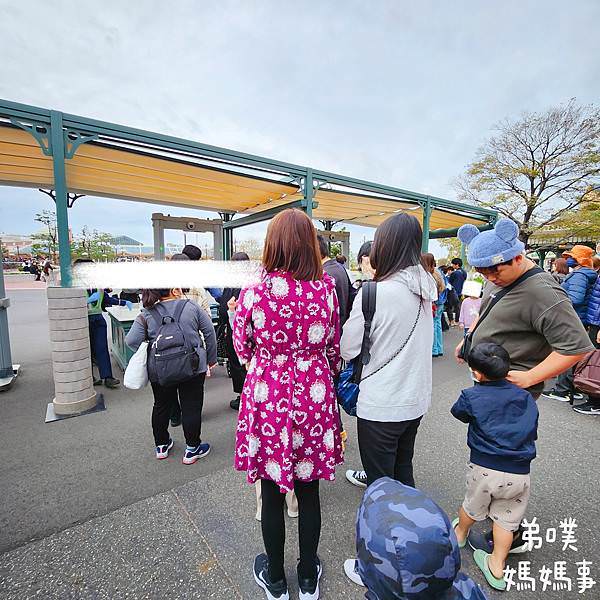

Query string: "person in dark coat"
[317, 235, 354, 325]
[218, 252, 250, 410]
[546, 245, 598, 401]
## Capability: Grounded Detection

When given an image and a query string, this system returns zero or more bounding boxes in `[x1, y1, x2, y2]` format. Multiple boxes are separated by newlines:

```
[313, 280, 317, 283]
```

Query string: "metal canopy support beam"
[222, 198, 316, 230]
[220, 213, 234, 260]
[151, 214, 224, 260]
[303, 169, 314, 219]
[50, 111, 72, 287]
[428, 223, 494, 239]
[421, 197, 431, 252]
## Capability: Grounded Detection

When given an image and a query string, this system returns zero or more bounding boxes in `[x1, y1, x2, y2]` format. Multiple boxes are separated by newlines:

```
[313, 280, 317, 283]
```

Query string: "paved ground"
[0, 281, 598, 599]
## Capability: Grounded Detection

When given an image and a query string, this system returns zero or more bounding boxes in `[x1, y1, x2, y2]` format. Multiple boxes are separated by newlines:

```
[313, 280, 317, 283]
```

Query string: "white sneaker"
[345, 469, 368, 488]
[343, 559, 365, 587]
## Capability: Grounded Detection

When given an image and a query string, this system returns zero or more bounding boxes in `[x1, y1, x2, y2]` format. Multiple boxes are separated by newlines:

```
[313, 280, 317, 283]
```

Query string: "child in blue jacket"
[451, 343, 538, 592]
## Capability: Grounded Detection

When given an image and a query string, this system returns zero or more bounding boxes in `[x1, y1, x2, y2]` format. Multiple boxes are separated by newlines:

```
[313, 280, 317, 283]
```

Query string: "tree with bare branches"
[33, 209, 58, 262]
[456, 100, 600, 246]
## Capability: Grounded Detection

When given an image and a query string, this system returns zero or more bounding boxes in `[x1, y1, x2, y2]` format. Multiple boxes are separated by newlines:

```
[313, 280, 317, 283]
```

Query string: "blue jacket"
[357, 478, 488, 600]
[562, 267, 598, 323]
[449, 267, 467, 296]
[585, 273, 600, 326]
[451, 379, 538, 474]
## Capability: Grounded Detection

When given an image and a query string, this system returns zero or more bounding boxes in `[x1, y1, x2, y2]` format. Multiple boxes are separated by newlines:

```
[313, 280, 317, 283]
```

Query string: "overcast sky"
[1, 0, 599, 257]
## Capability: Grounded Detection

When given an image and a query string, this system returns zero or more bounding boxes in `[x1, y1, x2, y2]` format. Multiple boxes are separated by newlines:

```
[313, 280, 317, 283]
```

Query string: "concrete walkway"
[1, 287, 598, 598]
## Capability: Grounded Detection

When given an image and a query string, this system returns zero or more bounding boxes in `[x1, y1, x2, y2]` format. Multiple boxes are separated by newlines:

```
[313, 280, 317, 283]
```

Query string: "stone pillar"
[47, 287, 97, 415]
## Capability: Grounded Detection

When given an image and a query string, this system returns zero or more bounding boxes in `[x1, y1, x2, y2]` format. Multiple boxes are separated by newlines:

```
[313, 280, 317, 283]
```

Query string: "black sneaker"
[573, 401, 600, 415]
[468, 525, 531, 555]
[230, 396, 241, 411]
[253, 554, 289, 600]
[298, 556, 322, 600]
[104, 377, 120, 389]
[542, 389, 570, 402]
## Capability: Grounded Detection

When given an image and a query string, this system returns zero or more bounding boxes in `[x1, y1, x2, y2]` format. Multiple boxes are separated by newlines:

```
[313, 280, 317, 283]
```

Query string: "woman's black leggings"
[260, 478, 321, 582]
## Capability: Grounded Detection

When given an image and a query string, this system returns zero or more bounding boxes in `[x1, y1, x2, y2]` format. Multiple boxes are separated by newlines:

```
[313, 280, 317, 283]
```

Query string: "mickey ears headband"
[457, 218, 519, 246]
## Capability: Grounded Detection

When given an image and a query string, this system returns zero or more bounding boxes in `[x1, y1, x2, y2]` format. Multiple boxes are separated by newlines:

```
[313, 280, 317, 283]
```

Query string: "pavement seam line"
[171, 488, 244, 599]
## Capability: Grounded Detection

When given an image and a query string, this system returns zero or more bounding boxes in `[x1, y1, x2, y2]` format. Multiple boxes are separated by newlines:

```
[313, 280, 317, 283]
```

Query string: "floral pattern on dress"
[233, 270, 343, 493]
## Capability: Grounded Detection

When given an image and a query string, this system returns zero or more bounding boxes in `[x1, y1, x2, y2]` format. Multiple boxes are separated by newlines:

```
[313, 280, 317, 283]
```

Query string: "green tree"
[550, 189, 600, 239]
[437, 238, 462, 263]
[71, 227, 116, 261]
[456, 100, 600, 246]
[33, 210, 58, 261]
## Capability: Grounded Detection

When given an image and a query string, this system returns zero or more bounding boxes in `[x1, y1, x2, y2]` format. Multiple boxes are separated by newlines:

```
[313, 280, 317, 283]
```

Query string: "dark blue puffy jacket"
[586, 273, 600, 326]
[562, 267, 598, 323]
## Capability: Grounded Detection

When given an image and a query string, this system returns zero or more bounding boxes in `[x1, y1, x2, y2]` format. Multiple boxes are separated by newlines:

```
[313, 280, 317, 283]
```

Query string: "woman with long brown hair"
[340, 213, 438, 587]
[232, 208, 343, 600]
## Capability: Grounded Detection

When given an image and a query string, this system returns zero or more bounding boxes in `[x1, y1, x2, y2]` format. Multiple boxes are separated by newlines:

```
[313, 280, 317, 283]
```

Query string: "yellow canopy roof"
[0, 124, 487, 230]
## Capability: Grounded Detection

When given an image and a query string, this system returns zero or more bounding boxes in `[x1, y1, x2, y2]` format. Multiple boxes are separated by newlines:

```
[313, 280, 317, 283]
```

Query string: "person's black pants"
[446, 291, 460, 323]
[150, 374, 206, 447]
[260, 478, 321, 583]
[357, 416, 422, 487]
[225, 332, 247, 394]
[88, 313, 113, 379]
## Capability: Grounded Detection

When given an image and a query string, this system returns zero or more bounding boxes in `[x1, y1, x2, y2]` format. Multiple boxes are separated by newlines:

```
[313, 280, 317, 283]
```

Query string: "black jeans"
[150, 374, 206, 447]
[225, 332, 247, 394]
[446, 290, 460, 323]
[357, 416, 422, 487]
[261, 478, 321, 583]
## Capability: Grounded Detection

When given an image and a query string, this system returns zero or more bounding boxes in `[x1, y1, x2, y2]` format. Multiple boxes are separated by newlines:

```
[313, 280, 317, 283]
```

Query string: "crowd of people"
[77, 210, 598, 600]
[22, 255, 54, 282]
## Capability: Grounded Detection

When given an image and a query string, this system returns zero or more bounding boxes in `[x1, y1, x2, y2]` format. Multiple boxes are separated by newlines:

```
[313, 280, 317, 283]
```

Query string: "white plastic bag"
[124, 341, 149, 389]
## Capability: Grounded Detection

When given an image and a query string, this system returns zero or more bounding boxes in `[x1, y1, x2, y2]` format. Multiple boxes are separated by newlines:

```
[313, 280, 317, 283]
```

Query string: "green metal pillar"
[0, 243, 15, 380]
[303, 169, 314, 219]
[221, 213, 233, 260]
[421, 197, 431, 252]
[50, 111, 72, 287]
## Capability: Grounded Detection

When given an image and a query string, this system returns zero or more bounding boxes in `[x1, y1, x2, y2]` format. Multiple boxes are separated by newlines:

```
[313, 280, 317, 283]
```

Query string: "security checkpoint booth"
[0, 98, 497, 415]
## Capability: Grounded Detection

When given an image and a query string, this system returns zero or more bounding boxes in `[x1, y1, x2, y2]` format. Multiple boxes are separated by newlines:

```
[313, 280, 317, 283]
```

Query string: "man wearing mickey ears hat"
[455, 218, 594, 553]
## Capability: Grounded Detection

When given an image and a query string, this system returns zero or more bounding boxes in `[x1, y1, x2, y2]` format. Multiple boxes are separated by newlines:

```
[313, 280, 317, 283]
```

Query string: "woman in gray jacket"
[341, 214, 437, 488]
[126, 288, 217, 464]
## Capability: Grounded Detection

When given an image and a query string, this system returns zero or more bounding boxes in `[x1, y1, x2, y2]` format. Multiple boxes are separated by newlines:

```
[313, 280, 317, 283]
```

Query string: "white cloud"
[0, 0, 598, 256]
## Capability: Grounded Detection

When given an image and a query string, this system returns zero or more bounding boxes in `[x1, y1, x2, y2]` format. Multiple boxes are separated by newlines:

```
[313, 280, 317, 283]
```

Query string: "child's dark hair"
[467, 342, 510, 380]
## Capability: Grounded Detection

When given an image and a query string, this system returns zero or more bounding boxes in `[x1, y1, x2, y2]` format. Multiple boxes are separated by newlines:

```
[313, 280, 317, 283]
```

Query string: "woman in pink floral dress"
[233, 208, 343, 600]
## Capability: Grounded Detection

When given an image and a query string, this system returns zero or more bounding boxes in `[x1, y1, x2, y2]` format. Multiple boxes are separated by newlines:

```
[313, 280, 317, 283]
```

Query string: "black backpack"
[147, 300, 201, 387]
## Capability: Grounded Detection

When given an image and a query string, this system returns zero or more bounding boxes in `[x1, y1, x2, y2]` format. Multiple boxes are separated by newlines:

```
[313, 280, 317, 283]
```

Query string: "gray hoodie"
[340, 265, 437, 422]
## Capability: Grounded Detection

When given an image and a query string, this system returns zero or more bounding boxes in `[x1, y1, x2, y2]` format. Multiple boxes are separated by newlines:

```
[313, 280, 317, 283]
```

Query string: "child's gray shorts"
[462, 462, 530, 532]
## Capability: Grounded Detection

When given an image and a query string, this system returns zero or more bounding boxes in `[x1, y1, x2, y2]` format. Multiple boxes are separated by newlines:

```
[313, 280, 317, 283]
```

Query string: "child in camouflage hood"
[351, 478, 487, 600]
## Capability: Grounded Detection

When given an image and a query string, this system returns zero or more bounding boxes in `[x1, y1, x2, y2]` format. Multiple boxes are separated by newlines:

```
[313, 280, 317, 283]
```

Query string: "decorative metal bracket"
[39, 188, 85, 208]
[64, 130, 98, 159]
[10, 117, 52, 156]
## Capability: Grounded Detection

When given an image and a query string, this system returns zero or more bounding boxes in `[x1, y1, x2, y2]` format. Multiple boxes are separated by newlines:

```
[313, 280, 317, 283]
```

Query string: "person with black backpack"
[125, 288, 217, 464]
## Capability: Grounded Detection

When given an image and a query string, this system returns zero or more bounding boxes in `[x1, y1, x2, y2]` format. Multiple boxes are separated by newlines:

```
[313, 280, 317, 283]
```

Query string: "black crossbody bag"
[459, 267, 544, 361]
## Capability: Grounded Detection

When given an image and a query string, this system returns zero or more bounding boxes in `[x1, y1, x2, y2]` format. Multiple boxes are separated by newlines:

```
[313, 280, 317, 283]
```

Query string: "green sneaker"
[473, 549, 506, 591]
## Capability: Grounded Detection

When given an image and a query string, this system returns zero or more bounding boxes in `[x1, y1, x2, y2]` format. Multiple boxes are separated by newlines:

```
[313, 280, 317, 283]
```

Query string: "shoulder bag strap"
[469, 266, 544, 337]
[362, 298, 423, 383]
[353, 281, 377, 382]
[173, 298, 189, 323]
